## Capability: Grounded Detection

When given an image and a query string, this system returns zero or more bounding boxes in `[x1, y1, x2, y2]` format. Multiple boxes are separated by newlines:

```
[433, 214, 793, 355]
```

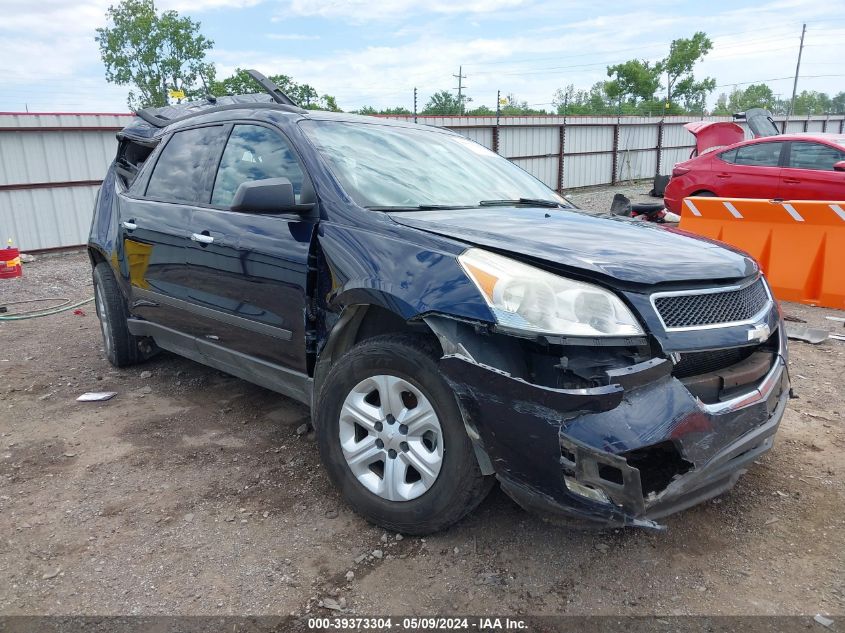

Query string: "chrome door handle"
[122, 221, 137, 230]
[191, 233, 214, 244]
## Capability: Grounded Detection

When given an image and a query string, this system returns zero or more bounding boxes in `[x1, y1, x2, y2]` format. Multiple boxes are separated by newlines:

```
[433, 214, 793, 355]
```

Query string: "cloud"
[276, 0, 527, 21]
[266, 33, 321, 41]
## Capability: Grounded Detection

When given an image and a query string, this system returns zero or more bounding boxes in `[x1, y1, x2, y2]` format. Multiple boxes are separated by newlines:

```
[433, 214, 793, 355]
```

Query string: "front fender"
[318, 222, 494, 323]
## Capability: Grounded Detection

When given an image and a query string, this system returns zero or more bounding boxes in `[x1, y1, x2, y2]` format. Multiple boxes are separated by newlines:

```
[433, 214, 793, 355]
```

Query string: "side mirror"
[834, 160, 845, 172]
[230, 178, 314, 213]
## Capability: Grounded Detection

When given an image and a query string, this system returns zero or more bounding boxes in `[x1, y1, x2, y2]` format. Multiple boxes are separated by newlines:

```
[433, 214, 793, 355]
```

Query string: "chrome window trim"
[650, 275, 774, 332]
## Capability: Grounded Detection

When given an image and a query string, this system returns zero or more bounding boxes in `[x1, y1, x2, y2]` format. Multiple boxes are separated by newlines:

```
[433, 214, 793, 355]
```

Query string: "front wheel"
[315, 334, 492, 534]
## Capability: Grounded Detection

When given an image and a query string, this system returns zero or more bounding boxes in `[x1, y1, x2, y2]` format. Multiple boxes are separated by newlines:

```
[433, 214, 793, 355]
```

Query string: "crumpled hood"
[389, 207, 756, 285]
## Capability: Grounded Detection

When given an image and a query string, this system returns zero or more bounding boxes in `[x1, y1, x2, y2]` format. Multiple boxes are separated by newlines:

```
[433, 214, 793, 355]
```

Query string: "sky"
[1, 0, 844, 113]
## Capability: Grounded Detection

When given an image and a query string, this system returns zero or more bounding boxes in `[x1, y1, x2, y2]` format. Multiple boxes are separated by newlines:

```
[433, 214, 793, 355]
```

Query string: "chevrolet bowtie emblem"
[747, 323, 771, 342]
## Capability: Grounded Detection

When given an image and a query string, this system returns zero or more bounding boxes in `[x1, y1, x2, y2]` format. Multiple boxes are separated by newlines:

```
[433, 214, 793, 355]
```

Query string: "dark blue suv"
[88, 83, 789, 534]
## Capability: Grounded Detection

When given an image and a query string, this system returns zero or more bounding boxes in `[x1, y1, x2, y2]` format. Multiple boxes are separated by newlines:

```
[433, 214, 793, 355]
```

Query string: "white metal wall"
[1, 111, 843, 251]
[0, 113, 130, 251]
[401, 113, 845, 192]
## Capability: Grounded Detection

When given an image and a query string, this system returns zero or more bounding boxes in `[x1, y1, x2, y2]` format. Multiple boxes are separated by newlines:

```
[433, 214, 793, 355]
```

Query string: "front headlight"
[458, 248, 644, 337]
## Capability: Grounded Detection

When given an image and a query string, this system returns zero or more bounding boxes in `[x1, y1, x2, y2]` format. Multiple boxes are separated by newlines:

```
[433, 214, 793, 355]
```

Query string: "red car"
[664, 131, 845, 214]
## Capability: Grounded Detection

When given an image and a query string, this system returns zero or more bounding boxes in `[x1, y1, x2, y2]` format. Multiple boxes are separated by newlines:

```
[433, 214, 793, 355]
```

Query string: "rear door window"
[211, 124, 305, 208]
[731, 142, 784, 167]
[788, 142, 845, 171]
[145, 125, 227, 204]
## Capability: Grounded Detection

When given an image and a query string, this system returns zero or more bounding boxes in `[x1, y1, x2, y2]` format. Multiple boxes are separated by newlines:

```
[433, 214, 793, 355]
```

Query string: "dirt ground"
[0, 247, 843, 619]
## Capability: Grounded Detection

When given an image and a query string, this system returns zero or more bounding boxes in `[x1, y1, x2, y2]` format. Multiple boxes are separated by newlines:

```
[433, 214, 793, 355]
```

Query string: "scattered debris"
[595, 543, 610, 553]
[785, 325, 829, 344]
[784, 314, 807, 323]
[345, 571, 354, 582]
[325, 509, 338, 519]
[184, 513, 194, 523]
[139, 386, 152, 394]
[76, 391, 117, 402]
[41, 568, 61, 580]
[764, 517, 779, 525]
[295, 423, 310, 436]
[321, 597, 342, 611]
[372, 549, 383, 559]
[139, 370, 152, 379]
[814, 614, 834, 628]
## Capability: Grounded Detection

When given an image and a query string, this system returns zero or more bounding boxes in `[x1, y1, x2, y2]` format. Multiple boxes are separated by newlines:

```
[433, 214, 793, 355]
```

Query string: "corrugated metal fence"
[1, 111, 843, 251]
[387, 113, 845, 191]
[0, 112, 131, 251]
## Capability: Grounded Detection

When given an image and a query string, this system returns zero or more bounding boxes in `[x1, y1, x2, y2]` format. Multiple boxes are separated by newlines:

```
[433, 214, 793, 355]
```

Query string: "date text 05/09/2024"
[307, 617, 529, 630]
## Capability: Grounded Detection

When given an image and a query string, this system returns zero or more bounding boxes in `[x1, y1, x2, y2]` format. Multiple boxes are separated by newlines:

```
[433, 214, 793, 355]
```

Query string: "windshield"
[300, 120, 568, 209]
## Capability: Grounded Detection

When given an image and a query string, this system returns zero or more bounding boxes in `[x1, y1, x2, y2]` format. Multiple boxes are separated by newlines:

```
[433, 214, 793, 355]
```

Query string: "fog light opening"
[564, 476, 612, 504]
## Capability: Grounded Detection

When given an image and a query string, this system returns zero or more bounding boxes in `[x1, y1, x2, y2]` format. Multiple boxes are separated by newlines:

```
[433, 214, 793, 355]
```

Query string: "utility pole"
[789, 23, 806, 116]
[413, 87, 417, 124]
[495, 89, 501, 126]
[453, 66, 467, 115]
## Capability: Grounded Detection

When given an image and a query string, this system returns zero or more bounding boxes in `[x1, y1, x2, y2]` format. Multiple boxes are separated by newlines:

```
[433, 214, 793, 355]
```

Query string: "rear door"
[184, 123, 316, 372]
[714, 140, 786, 199]
[780, 141, 845, 201]
[118, 124, 227, 333]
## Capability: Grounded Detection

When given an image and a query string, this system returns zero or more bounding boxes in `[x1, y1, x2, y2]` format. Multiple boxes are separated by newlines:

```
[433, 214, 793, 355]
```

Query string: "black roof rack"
[245, 69, 298, 106]
[134, 69, 303, 129]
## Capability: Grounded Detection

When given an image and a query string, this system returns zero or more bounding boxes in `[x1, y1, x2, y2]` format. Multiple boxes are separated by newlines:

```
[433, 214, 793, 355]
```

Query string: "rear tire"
[92, 262, 144, 367]
[692, 190, 716, 197]
[315, 334, 493, 535]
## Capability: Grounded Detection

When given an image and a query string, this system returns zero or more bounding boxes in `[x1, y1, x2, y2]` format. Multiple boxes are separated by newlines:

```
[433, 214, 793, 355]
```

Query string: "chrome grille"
[653, 278, 770, 329]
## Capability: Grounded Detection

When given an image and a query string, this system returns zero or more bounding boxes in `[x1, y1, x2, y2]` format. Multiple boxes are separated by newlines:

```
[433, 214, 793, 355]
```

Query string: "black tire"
[92, 262, 143, 367]
[315, 334, 493, 535]
[692, 190, 716, 197]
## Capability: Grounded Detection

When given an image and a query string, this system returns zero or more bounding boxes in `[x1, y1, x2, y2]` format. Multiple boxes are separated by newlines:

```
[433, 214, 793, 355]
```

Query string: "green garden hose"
[0, 297, 94, 320]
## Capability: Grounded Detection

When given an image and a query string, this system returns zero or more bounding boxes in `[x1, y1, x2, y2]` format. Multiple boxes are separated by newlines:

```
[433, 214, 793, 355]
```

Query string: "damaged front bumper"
[439, 343, 789, 530]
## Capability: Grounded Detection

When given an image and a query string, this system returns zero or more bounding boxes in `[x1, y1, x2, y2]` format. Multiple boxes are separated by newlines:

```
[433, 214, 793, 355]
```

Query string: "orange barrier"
[679, 197, 845, 309]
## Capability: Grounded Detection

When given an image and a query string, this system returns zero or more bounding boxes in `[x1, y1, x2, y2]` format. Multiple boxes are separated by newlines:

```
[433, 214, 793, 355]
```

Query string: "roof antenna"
[246, 69, 298, 106]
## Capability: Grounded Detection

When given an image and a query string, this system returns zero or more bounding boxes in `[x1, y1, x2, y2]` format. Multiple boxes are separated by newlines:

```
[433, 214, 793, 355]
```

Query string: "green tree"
[422, 90, 463, 115]
[662, 32, 715, 110]
[554, 82, 614, 115]
[499, 93, 547, 115]
[96, 0, 214, 110]
[792, 90, 833, 115]
[466, 105, 495, 115]
[352, 106, 410, 115]
[605, 60, 661, 104]
[713, 83, 777, 115]
[832, 92, 845, 114]
[603, 32, 715, 113]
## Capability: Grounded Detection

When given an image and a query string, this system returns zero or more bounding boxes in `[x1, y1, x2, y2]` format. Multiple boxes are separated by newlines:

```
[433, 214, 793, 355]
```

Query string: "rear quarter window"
[719, 149, 738, 163]
[145, 125, 227, 204]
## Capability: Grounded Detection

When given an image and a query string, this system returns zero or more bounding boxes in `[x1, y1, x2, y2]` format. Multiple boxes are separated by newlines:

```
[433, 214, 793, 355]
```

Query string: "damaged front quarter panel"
[425, 314, 789, 530]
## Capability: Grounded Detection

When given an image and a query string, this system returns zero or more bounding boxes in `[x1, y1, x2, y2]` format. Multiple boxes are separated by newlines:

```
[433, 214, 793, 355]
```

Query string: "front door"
[779, 141, 845, 201]
[185, 123, 316, 372]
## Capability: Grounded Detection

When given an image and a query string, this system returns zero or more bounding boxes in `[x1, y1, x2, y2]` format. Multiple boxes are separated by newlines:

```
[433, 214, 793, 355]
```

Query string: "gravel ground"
[1, 241, 843, 619]
[564, 179, 661, 215]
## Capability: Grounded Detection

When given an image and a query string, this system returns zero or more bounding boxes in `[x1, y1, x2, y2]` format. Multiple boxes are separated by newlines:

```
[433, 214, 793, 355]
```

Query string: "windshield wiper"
[366, 204, 475, 211]
[478, 198, 563, 208]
